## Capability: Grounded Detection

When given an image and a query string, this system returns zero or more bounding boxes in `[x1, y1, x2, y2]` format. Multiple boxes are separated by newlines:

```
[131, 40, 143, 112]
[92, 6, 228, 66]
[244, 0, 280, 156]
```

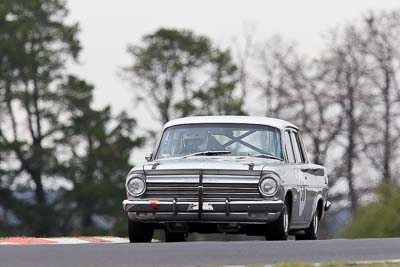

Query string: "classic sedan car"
[123, 116, 330, 242]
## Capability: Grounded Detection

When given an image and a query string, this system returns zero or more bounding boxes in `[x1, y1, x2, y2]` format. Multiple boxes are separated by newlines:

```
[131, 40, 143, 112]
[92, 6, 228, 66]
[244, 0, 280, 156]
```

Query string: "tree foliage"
[0, 0, 82, 235]
[123, 28, 245, 125]
[55, 76, 144, 236]
[243, 11, 400, 218]
[0, 0, 143, 236]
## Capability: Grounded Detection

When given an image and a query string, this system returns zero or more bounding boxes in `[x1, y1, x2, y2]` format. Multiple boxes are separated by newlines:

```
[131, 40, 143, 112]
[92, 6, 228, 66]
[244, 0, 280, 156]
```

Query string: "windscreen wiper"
[181, 150, 231, 158]
[248, 153, 283, 161]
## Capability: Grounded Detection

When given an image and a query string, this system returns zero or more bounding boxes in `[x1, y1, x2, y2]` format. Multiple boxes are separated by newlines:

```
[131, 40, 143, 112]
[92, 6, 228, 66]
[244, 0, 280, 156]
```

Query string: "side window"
[284, 131, 295, 163]
[297, 133, 309, 163]
[291, 131, 304, 163]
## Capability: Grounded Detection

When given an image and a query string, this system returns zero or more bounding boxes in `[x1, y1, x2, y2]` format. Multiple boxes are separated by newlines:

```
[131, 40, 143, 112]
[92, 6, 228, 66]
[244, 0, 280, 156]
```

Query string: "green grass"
[274, 262, 400, 267]
[200, 262, 400, 267]
[51, 261, 400, 267]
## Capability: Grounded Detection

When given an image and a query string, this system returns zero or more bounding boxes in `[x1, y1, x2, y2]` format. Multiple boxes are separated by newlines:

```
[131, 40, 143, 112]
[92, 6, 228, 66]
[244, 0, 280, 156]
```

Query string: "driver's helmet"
[182, 132, 208, 153]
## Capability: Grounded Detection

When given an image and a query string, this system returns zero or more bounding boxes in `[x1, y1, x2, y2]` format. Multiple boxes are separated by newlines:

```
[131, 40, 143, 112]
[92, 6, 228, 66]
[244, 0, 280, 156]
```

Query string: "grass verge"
[275, 263, 400, 267]
[201, 261, 400, 267]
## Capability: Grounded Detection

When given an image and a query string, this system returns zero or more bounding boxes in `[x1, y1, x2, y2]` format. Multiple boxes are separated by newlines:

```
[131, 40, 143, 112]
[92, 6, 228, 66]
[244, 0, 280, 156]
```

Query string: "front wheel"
[128, 219, 154, 243]
[266, 200, 290, 241]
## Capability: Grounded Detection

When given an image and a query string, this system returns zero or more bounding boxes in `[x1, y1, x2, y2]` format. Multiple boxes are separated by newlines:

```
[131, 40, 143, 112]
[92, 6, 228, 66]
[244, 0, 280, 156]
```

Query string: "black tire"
[128, 219, 154, 243]
[165, 231, 187, 242]
[266, 199, 290, 241]
[295, 212, 319, 240]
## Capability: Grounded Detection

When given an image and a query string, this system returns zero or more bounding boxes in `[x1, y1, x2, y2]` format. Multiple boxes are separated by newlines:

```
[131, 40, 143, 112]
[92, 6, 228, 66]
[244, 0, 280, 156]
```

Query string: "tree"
[123, 28, 245, 126]
[0, 0, 144, 236]
[318, 25, 376, 213]
[0, 0, 81, 235]
[360, 11, 400, 182]
[55, 77, 144, 235]
[232, 23, 257, 110]
[317, 11, 400, 213]
[252, 36, 342, 166]
[191, 49, 245, 115]
[253, 36, 300, 118]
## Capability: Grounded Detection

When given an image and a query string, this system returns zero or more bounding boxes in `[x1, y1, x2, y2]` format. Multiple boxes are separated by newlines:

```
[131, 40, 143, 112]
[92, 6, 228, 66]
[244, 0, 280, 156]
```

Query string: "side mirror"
[324, 200, 331, 212]
[145, 152, 153, 162]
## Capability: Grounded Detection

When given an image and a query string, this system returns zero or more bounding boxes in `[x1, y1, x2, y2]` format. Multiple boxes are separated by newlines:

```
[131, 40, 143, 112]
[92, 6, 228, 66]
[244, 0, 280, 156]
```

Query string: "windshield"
[155, 123, 282, 160]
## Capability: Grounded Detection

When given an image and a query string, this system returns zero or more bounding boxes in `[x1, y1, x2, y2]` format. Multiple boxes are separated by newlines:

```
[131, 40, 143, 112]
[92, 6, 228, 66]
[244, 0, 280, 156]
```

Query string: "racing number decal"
[298, 175, 307, 217]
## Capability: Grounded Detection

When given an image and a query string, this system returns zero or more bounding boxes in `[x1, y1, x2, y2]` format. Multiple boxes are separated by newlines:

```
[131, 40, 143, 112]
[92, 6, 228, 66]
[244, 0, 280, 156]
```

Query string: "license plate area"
[187, 203, 214, 211]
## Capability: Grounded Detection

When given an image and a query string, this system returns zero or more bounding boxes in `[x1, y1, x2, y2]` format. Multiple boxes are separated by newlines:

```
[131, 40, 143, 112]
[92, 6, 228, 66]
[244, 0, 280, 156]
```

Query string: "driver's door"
[291, 130, 310, 224]
[284, 129, 308, 225]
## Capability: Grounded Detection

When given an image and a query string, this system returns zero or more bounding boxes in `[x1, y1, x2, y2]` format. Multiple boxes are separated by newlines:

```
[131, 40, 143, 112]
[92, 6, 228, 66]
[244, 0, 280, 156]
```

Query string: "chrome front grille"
[145, 182, 199, 199]
[144, 170, 262, 201]
[202, 183, 261, 199]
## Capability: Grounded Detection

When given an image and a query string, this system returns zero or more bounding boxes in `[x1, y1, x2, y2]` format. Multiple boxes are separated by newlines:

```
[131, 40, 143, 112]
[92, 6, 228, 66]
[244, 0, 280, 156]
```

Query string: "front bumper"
[123, 199, 283, 223]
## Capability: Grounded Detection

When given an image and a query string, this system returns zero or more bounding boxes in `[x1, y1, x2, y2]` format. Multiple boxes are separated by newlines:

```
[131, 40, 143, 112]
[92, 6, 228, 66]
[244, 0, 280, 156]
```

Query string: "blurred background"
[1, 0, 400, 239]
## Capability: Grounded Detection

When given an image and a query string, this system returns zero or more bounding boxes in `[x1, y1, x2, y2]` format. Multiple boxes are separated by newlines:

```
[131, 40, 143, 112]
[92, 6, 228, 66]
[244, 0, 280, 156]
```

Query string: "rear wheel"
[296, 211, 319, 240]
[165, 232, 187, 242]
[266, 199, 290, 241]
[128, 219, 154, 243]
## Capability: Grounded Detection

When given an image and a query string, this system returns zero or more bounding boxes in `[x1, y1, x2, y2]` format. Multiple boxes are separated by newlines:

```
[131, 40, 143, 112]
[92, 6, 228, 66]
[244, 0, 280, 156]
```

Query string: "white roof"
[164, 116, 298, 130]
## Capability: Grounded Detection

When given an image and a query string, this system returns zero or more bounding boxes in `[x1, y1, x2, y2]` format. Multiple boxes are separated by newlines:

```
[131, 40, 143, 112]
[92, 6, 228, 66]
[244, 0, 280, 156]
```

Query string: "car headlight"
[126, 175, 146, 196]
[259, 176, 278, 197]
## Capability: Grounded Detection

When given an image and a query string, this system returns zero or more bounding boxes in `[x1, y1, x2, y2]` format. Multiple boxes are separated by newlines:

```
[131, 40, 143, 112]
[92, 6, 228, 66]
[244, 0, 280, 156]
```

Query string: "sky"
[66, 0, 400, 164]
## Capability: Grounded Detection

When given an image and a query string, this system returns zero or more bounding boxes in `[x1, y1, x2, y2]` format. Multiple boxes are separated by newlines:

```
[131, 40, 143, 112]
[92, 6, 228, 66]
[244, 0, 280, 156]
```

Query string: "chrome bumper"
[123, 199, 283, 223]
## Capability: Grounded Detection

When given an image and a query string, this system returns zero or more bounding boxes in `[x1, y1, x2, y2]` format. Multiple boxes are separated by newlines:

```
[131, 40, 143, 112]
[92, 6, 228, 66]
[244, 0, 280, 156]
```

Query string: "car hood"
[142, 156, 283, 172]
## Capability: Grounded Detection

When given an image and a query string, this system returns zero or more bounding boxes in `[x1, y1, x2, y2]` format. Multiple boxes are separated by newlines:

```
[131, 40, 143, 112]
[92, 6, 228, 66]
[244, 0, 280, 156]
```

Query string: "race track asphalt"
[1, 238, 400, 267]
